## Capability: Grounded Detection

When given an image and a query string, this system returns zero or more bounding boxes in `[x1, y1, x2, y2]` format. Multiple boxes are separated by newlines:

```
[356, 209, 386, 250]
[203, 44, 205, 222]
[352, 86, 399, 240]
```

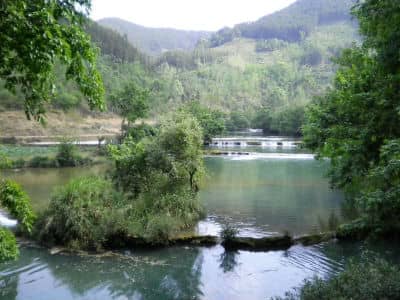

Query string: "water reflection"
[200, 157, 344, 236]
[219, 250, 239, 273]
[0, 246, 203, 300]
[0, 276, 18, 300]
[2, 240, 400, 300]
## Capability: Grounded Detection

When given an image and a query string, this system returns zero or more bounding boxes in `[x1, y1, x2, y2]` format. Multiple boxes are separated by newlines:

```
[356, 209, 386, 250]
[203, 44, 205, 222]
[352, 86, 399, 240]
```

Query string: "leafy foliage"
[209, 0, 356, 47]
[226, 112, 251, 131]
[0, 180, 36, 233]
[37, 176, 126, 250]
[108, 112, 205, 243]
[181, 101, 225, 142]
[110, 112, 204, 196]
[357, 140, 400, 233]
[0, 1, 359, 132]
[36, 113, 206, 249]
[0, 228, 18, 262]
[109, 82, 149, 134]
[85, 20, 146, 63]
[303, 0, 400, 234]
[0, 0, 105, 121]
[220, 224, 239, 242]
[55, 141, 87, 167]
[278, 255, 400, 300]
[0, 146, 11, 169]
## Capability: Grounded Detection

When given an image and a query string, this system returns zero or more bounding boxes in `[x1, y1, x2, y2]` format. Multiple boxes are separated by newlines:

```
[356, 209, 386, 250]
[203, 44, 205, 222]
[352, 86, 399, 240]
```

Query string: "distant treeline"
[98, 18, 211, 56]
[208, 0, 356, 47]
[85, 20, 148, 64]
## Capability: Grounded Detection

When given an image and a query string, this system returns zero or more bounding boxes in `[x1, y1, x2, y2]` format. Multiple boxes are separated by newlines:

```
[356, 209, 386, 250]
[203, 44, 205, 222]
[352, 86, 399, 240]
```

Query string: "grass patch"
[35, 176, 127, 251]
[1, 144, 100, 169]
[1, 145, 58, 160]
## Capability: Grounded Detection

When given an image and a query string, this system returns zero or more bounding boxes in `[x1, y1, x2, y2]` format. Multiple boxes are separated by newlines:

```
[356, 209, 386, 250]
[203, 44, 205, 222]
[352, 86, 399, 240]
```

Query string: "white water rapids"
[0, 209, 17, 227]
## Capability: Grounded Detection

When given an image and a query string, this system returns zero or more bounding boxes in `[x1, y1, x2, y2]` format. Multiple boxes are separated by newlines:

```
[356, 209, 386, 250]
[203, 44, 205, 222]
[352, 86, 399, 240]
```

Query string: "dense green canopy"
[303, 0, 400, 233]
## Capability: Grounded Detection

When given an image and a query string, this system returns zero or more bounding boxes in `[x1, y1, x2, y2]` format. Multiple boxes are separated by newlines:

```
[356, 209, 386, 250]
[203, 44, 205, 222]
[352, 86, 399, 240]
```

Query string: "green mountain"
[0, 0, 360, 136]
[144, 0, 360, 134]
[85, 20, 147, 64]
[98, 18, 211, 55]
[0, 19, 152, 112]
[209, 0, 356, 47]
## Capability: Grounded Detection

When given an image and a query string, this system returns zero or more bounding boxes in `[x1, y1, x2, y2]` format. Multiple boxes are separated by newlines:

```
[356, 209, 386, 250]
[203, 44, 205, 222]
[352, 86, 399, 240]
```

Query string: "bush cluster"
[0, 228, 18, 262]
[36, 112, 206, 249]
[277, 256, 400, 300]
[36, 176, 126, 250]
[1, 142, 92, 169]
[0, 179, 36, 261]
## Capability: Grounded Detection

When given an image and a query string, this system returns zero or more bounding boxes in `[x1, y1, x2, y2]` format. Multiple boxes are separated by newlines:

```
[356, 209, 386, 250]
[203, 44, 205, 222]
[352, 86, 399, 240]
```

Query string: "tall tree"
[303, 0, 400, 233]
[109, 82, 149, 134]
[0, 0, 104, 261]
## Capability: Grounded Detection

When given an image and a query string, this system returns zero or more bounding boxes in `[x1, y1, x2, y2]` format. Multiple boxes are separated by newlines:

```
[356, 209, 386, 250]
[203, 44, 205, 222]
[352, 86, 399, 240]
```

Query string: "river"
[0, 142, 397, 299]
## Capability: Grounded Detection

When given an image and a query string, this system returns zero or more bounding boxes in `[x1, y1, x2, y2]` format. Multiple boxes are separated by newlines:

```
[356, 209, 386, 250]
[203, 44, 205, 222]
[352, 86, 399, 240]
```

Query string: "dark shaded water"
[0, 148, 394, 299]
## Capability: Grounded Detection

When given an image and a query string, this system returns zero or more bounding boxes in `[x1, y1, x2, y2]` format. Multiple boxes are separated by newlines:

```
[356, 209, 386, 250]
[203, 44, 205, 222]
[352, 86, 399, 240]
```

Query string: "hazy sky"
[90, 0, 297, 31]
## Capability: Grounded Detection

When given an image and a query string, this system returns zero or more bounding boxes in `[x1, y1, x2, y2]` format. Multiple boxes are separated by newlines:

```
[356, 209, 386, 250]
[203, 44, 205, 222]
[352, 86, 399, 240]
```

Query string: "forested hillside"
[0, 0, 360, 136]
[98, 18, 211, 55]
[209, 0, 356, 47]
[0, 19, 152, 114]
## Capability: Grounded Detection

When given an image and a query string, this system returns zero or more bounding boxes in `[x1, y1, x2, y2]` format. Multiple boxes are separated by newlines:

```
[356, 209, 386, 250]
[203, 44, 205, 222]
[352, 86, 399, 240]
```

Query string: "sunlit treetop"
[0, 0, 105, 122]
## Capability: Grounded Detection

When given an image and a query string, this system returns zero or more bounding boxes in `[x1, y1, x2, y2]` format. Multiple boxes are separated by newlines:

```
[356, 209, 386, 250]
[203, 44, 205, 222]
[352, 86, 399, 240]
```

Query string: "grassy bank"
[0, 144, 105, 169]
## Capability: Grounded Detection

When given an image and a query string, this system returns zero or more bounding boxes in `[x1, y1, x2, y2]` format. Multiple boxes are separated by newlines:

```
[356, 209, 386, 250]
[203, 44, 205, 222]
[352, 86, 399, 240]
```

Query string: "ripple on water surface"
[0, 144, 350, 299]
[0, 241, 353, 300]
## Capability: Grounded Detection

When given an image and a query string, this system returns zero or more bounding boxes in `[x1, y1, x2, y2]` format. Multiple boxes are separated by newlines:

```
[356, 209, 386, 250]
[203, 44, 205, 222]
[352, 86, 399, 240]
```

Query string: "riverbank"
[0, 110, 122, 138]
[0, 144, 106, 169]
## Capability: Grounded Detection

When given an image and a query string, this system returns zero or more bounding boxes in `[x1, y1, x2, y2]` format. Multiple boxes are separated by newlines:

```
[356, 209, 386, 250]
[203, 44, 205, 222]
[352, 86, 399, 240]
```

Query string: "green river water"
[0, 147, 398, 299]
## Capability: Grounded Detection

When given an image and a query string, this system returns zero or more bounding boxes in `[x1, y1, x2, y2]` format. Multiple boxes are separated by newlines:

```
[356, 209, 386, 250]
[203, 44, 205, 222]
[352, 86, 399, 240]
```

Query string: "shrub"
[127, 189, 205, 244]
[144, 215, 180, 245]
[181, 101, 225, 143]
[110, 111, 205, 197]
[36, 176, 126, 250]
[226, 112, 250, 131]
[55, 141, 79, 167]
[277, 255, 400, 300]
[11, 158, 26, 168]
[0, 146, 11, 168]
[0, 180, 36, 232]
[0, 228, 18, 262]
[336, 219, 371, 240]
[220, 224, 239, 242]
[28, 156, 54, 168]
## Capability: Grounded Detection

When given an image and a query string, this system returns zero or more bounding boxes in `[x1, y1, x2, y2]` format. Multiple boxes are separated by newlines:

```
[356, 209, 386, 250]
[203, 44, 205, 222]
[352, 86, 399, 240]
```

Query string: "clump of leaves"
[36, 176, 126, 250]
[220, 224, 239, 242]
[0, 180, 36, 232]
[277, 254, 400, 300]
[0, 228, 18, 262]
[0, 146, 11, 169]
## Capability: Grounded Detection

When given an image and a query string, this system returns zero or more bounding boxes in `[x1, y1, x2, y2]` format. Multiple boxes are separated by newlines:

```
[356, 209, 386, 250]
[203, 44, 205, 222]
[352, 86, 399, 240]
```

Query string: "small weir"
[210, 137, 302, 148]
